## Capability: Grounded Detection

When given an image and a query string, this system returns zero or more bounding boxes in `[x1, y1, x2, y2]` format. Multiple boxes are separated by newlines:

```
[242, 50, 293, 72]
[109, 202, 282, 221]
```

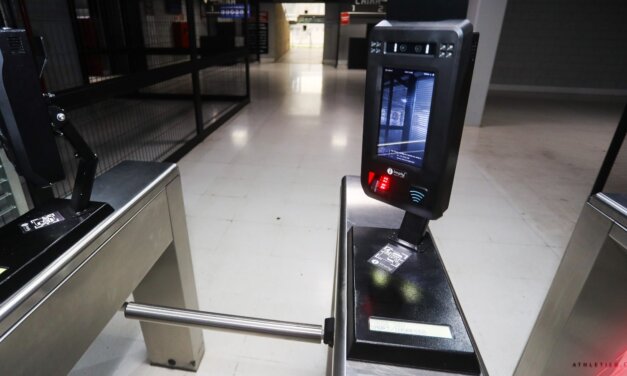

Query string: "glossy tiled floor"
[70, 51, 624, 375]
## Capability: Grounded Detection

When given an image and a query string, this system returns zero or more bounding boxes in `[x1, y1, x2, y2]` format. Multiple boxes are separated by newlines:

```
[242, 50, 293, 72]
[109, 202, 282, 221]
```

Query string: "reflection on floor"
[70, 50, 624, 375]
[278, 46, 324, 65]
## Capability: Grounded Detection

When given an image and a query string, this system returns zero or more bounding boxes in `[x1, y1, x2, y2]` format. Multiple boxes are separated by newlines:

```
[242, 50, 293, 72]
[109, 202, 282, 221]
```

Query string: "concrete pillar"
[465, 0, 509, 126]
[322, 3, 340, 66]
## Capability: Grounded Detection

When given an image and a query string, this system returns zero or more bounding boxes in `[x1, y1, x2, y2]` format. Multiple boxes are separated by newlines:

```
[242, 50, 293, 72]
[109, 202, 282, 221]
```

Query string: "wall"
[139, 0, 191, 69]
[465, 0, 508, 126]
[274, 4, 290, 59]
[491, 0, 627, 95]
[322, 3, 340, 65]
[337, 24, 367, 67]
[260, 3, 290, 62]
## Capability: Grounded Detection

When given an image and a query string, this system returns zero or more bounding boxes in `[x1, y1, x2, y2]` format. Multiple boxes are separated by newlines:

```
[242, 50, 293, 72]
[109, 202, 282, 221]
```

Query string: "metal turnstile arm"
[123, 302, 325, 344]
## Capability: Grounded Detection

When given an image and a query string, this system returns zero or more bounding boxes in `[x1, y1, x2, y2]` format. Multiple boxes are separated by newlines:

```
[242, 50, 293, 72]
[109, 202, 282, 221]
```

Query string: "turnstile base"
[347, 226, 480, 374]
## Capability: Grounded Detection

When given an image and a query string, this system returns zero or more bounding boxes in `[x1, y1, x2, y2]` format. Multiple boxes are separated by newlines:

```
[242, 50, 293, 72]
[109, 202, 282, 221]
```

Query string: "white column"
[465, 0, 509, 126]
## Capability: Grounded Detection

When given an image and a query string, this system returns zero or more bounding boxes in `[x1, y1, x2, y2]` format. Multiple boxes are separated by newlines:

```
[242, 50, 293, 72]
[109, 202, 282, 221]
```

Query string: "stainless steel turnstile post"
[514, 193, 627, 376]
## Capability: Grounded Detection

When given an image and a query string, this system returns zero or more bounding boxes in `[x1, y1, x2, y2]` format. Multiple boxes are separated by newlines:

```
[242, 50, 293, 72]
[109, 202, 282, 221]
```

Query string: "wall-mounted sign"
[219, 4, 249, 19]
[258, 11, 268, 23]
[341, 12, 350, 25]
[258, 10, 268, 54]
[248, 10, 269, 54]
[352, 0, 386, 13]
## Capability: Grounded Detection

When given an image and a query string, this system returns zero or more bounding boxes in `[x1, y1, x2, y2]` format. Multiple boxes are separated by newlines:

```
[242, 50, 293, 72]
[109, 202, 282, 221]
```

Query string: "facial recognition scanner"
[0, 29, 113, 302]
[346, 20, 483, 374]
[362, 20, 476, 223]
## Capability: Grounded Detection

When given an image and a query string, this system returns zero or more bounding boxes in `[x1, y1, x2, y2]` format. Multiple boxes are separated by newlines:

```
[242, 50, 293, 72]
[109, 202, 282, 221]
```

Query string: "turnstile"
[0, 161, 205, 374]
[515, 193, 627, 376]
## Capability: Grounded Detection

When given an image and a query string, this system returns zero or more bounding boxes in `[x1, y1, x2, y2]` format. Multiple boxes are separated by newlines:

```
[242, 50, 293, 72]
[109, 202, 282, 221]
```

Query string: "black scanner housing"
[0, 29, 65, 187]
[361, 20, 477, 219]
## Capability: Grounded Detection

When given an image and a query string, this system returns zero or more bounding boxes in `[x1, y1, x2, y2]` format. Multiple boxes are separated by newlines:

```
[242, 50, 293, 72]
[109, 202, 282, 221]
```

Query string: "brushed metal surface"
[0, 161, 178, 337]
[542, 224, 627, 376]
[125, 302, 324, 343]
[132, 175, 204, 371]
[0, 161, 205, 374]
[330, 177, 348, 376]
[590, 193, 627, 228]
[331, 176, 487, 376]
[514, 193, 627, 376]
[0, 186, 173, 375]
[610, 222, 627, 249]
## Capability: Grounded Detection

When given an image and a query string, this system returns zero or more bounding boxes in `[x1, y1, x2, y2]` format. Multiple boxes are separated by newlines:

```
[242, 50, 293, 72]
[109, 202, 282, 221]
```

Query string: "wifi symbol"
[410, 189, 426, 204]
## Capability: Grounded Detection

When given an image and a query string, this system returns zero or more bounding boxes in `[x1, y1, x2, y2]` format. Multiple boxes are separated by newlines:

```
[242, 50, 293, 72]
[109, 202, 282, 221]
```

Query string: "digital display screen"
[377, 68, 435, 168]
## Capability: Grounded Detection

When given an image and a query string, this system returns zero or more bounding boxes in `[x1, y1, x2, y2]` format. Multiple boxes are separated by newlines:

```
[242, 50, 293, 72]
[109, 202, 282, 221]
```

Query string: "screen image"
[377, 68, 435, 168]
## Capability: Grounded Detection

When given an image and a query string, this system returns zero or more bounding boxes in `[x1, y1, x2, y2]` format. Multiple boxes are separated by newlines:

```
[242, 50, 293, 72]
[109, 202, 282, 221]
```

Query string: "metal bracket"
[48, 105, 98, 213]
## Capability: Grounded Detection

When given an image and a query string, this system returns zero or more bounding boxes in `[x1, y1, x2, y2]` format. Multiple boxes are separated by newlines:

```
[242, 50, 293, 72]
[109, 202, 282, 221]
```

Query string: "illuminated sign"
[219, 4, 249, 19]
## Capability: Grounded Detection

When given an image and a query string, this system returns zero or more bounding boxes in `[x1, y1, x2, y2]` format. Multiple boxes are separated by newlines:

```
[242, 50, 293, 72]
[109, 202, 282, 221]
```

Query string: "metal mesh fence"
[147, 54, 189, 69]
[140, 0, 186, 48]
[199, 61, 247, 97]
[141, 73, 193, 95]
[199, 60, 247, 128]
[1, 0, 250, 201]
[53, 76, 197, 197]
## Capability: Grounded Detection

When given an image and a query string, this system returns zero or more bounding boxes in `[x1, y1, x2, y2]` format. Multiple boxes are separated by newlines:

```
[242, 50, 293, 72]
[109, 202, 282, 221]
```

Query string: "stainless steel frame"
[514, 193, 627, 376]
[0, 161, 204, 374]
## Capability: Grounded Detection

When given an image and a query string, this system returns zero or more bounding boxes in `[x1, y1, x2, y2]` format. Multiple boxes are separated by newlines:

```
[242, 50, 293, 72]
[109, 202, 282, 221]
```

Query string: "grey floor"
[70, 51, 624, 375]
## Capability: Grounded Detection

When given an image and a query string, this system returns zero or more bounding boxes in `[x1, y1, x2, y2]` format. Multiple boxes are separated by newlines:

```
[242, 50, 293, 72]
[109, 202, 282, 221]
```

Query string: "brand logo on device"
[387, 167, 407, 179]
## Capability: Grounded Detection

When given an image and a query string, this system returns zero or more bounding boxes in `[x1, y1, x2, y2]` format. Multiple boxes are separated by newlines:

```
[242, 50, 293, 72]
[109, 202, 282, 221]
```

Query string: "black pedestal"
[347, 226, 481, 374]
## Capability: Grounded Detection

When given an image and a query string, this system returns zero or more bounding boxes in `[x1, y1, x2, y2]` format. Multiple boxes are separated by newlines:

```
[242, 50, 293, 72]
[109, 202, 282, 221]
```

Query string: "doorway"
[281, 3, 325, 64]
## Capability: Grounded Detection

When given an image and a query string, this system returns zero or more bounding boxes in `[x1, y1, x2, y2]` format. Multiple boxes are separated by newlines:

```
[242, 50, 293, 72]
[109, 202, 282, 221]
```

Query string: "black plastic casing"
[361, 20, 477, 219]
[0, 29, 64, 187]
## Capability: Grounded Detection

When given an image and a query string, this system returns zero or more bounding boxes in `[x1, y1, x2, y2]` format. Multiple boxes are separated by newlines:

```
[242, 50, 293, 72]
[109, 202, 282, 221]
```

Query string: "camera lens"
[414, 45, 423, 53]
[399, 44, 407, 52]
